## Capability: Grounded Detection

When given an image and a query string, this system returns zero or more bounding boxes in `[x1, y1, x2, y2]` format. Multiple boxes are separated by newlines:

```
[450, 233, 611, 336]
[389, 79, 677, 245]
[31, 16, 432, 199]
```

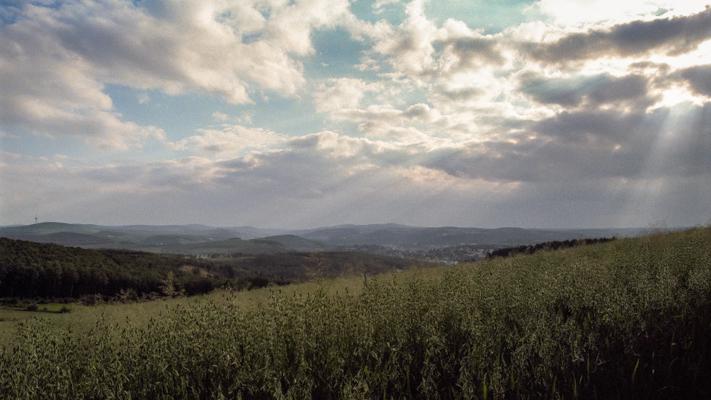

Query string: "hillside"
[258, 234, 327, 251]
[0, 238, 222, 298]
[159, 237, 289, 255]
[1, 228, 709, 399]
[297, 224, 645, 248]
[0, 223, 285, 252]
[0, 238, 419, 300]
[0, 222, 648, 257]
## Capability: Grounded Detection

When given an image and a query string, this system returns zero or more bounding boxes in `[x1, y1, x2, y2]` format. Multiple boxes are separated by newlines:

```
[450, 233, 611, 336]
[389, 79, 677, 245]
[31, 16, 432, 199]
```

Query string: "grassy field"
[1, 228, 710, 399]
[0, 271, 405, 346]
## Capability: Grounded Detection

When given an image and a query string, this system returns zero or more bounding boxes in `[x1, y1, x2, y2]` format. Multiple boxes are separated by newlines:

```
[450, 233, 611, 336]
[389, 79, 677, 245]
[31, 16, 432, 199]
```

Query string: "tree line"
[0, 238, 224, 299]
[0, 238, 419, 300]
[487, 237, 615, 259]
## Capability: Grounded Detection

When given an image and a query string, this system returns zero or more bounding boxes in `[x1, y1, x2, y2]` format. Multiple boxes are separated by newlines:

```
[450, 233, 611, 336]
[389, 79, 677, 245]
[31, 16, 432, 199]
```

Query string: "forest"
[0, 238, 418, 300]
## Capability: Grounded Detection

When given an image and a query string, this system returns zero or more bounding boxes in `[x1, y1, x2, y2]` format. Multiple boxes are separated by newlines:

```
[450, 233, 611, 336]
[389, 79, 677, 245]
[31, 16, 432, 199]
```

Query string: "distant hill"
[0, 222, 650, 256]
[0, 222, 105, 236]
[257, 235, 327, 252]
[0, 223, 295, 254]
[296, 224, 647, 249]
[0, 237, 422, 300]
[160, 237, 289, 255]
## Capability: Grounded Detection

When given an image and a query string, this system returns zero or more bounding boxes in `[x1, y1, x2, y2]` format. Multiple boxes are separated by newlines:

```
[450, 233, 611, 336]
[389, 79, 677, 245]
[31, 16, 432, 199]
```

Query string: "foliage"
[0, 228, 710, 399]
[0, 238, 223, 298]
[0, 238, 415, 300]
[487, 237, 615, 259]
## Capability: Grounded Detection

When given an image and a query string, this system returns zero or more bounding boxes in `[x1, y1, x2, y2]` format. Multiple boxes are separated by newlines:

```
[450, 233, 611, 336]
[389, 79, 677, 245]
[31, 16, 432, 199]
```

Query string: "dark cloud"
[525, 7, 711, 63]
[677, 64, 711, 96]
[520, 73, 651, 107]
[425, 103, 711, 183]
[533, 110, 648, 142]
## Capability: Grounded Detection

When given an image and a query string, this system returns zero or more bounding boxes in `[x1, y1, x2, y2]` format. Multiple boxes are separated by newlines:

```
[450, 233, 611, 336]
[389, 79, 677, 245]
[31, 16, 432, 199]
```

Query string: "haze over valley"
[0, 221, 649, 263]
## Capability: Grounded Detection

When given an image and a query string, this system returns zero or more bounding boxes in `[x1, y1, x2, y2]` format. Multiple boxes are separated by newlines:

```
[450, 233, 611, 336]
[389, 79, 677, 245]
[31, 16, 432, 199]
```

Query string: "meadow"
[1, 228, 710, 399]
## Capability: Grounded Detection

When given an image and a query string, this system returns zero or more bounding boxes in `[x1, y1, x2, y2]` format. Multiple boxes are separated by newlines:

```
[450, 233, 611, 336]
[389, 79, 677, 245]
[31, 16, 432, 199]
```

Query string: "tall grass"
[1, 228, 710, 399]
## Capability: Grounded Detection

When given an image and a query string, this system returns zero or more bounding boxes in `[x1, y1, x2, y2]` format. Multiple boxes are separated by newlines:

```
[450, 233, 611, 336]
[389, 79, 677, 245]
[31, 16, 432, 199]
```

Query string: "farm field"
[1, 228, 710, 399]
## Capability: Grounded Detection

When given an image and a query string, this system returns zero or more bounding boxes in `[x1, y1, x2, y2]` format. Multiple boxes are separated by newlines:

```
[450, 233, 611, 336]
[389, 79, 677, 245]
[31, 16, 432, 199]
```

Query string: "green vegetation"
[0, 238, 224, 298]
[157, 235, 324, 255]
[0, 238, 416, 300]
[487, 237, 615, 259]
[1, 228, 710, 399]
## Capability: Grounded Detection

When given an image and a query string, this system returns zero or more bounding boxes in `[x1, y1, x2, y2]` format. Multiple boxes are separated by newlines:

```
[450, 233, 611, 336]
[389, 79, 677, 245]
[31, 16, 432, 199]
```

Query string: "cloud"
[426, 102, 711, 183]
[169, 125, 286, 159]
[3, 116, 709, 228]
[372, 0, 400, 14]
[0, 0, 354, 147]
[370, 4, 504, 79]
[532, 0, 710, 26]
[519, 73, 653, 108]
[0, 12, 166, 148]
[2, 0, 711, 228]
[313, 78, 382, 114]
[524, 7, 711, 63]
[676, 65, 711, 97]
[44, 0, 349, 102]
[435, 34, 503, 75]
[372, 0, 438, 75]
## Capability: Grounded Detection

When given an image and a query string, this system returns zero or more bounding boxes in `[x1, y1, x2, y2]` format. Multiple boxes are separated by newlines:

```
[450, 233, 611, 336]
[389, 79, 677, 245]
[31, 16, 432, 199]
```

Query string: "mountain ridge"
[0, 221, 652, 255]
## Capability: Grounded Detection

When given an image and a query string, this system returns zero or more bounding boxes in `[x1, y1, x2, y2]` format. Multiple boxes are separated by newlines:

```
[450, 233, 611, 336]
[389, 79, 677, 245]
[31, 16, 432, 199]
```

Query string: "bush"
[24, 303, 38, 312]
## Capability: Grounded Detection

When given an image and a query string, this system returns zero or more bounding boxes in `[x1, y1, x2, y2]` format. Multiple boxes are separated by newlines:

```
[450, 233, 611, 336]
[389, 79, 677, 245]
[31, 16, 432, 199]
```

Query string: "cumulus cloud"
[372, 0, 438, 75]
[2, 0, 711, 228]
[313, 78, 382, 114]
[370, 4, 505, 79]
[0, 12, 165, 148]
[42, 0, 348, 102]
[0, 0, 354, 147]
[436, 34, 503, 75]
[3, 115, 709, 228]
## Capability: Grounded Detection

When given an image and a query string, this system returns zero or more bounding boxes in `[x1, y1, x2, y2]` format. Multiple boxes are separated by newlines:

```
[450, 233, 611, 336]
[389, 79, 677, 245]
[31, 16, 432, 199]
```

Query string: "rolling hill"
[0, 222, 649, 256]
[1, 227, 709, 399]
[0, 237, 420, 299]
[296, 224, 646, 248]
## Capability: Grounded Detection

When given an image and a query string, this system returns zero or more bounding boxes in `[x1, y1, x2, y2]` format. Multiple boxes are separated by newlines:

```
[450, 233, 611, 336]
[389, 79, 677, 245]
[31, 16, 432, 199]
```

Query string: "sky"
[0, 0, 710, 229]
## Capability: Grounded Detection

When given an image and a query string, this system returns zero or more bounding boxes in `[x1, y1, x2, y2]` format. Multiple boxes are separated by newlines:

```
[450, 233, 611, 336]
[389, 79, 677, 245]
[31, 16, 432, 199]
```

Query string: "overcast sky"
[1, 0, 710, 229]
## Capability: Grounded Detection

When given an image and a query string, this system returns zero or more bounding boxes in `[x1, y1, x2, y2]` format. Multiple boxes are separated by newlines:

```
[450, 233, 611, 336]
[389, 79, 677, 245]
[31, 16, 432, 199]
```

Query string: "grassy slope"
[0, 270, 433, 345]
[1, 228, 710, 399]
